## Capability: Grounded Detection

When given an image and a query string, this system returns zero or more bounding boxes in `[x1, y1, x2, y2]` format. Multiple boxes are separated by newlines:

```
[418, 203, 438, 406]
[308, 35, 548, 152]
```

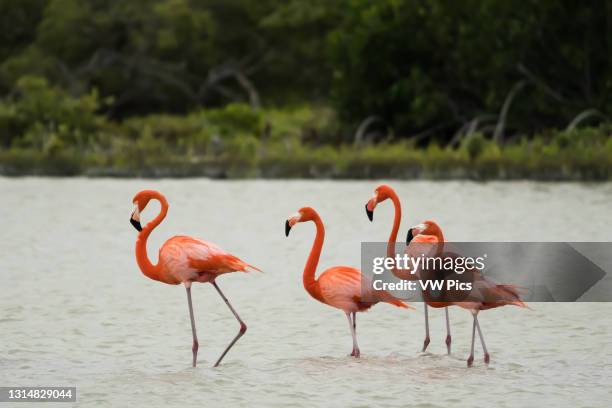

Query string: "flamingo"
[284, 207, 411, 357]
[407, 220, 527, 366]
[129, 190, 260, 367]
[365, 184, 453, 354]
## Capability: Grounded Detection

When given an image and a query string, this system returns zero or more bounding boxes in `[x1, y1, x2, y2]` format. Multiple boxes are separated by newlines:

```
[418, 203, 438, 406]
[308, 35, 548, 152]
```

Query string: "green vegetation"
[0, 77, 610, 179]
[0, 1, 611, 179]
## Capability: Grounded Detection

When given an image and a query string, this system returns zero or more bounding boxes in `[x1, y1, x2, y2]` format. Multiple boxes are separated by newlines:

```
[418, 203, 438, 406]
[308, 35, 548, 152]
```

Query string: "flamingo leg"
[350, 312, 357, 356]
[422, 303, 431, 352]
[211, 281, 247, 367]
[185, 285, 199, 367]
[445, 307, 452, 354]
[346, 312, 360, 358]
[467, 313, 476, 367]
[475, 316, 490, 364]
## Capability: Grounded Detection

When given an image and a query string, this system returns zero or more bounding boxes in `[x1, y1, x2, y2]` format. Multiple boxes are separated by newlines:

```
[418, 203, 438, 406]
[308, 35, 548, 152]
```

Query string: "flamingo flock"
[130, 186, 526, 368]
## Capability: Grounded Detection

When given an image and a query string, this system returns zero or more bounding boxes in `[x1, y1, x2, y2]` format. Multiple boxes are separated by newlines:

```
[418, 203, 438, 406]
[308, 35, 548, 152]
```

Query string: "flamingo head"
[406, 220, 444, 244]
[365, 184, 395, 221]
[285, 207, 317, 236]
[130, 190, 159, 232]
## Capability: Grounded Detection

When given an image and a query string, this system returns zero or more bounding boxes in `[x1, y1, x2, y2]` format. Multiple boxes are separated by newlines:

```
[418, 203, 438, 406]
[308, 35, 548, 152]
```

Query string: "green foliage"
[205, 103, 263, 136]
[1, 0, 610, 141]
[0, 0, 337, 115]
[123, 114, 207, 153]
[329, 0, 612, 138]
[263, 105, 338, 144]
[0, 0, 47, 68]
[0, 75, 103, 150]
[0, 0, 611, 179]
[0, 90, 610, 179]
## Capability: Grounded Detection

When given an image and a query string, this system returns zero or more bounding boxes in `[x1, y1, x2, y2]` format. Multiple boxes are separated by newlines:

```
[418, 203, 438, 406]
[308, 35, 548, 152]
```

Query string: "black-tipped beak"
[285, 220, 291, 237]
[130, 217, 142, 232]
[406, 228, 414, 244]
[365, 204, 374, 222]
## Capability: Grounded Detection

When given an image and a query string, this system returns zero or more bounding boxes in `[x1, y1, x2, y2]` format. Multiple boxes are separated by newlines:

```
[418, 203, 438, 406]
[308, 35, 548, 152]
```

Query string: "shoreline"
[2, 102, 611, 181]
[1, 163, 610, 181]
[2, 126, 611, 181]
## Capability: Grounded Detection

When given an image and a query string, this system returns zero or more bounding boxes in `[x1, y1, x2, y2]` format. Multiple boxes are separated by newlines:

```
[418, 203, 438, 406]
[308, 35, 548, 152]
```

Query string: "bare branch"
[493, 80, 527, 144]
[566, 109, 606, 131]
[448, 114, 497, 147]
[234, 71, 261, 109]
[353, 116, 386, 146]
[517, 63, 565, 102]
[199, 61, 262, 109]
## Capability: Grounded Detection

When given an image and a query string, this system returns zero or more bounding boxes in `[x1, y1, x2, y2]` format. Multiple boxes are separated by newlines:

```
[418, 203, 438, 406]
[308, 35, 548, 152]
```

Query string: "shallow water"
[1, 178, 611, 407]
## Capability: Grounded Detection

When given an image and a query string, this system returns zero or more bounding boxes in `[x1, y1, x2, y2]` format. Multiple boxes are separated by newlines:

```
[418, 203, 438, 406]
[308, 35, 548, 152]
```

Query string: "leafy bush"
[0, 75, 104, 150]
[123, 113, 209, 155]
[0, 94, 610, 180]
[205, 103, 263, 137]
[329, 1, 612, 139]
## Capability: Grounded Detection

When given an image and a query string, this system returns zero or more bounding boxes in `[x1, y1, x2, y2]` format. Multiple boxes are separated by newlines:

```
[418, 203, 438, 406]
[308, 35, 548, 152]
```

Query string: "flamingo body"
[409, 234, 526, 311]
[366, 184, 454, 353]
[130, 190, 258, 367]
[316, 266, 408, 313]
[157, 236, 259, 284]
[408, 222, 527, 366]
[285, 206, 409, 357]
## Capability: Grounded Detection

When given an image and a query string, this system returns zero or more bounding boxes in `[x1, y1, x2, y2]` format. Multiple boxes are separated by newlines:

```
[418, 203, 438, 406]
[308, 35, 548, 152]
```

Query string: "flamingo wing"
[460, 272, 527, 309]
[160, 236, 259, 283]
[318, 266, 409, 311]
[318, 266, 362, 310]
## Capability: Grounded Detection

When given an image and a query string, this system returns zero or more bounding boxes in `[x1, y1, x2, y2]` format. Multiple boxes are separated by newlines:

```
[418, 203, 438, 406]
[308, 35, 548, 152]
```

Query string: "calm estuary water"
[1, 178, 611, 407]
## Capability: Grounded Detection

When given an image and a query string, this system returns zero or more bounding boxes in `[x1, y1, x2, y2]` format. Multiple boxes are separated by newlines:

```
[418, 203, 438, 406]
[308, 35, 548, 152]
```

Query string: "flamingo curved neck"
[386, 191, 416, 279]
[135, 194, 168, 282]
[387, 192, 402, 259]
[303, 214, 324, 302]
[435, 231, 445, 256]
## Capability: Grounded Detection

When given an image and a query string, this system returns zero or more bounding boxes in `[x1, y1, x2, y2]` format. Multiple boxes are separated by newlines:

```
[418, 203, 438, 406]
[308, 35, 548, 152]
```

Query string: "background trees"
[0, 0, 610, 142]
[329, 0, 612, 141]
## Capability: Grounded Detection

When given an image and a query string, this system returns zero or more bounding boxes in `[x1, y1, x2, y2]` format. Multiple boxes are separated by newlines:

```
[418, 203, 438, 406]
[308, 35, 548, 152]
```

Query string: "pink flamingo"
[407, 221, 527, 366]
[130, 190, 260, 367]
[365, 184, 454, 353]
[285, 207, 411, 357]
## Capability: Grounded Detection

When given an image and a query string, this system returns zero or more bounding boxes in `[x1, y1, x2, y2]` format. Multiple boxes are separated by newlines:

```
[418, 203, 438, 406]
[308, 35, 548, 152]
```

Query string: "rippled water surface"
[1, 178, 612, 407]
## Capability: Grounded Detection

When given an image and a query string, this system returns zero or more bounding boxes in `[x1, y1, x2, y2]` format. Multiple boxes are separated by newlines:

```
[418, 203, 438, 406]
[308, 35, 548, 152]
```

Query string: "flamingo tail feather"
[496, 284, 530, 309]
[246, 263, 263, 273]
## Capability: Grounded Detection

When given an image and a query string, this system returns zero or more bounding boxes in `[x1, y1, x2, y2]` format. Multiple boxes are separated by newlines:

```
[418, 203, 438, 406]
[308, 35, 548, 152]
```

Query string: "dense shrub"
[329, 0, 612, 139]
[0, 96, 610, 180]
[0, 75, 104, 151]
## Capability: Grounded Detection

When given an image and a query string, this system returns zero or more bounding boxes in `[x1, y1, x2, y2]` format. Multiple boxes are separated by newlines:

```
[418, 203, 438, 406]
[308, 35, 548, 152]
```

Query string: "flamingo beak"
[365, 203, 374, 222]
[130, 205, 142, 232]
[285, 220, 291, 237]
[365, 194, 377, 222]
[406, 228, 414, 244]
[406, 224, 426, 244]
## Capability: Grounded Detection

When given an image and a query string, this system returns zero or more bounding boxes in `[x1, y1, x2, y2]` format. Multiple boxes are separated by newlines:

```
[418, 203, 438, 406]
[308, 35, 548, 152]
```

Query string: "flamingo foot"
[445, 334, 452, 354]
[422, 336, 431, 352]
[467, 354, 474, 367]
[192, 340, 199, 367]
[484, 352, 490, 364]
[353, 348, 361, 358]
